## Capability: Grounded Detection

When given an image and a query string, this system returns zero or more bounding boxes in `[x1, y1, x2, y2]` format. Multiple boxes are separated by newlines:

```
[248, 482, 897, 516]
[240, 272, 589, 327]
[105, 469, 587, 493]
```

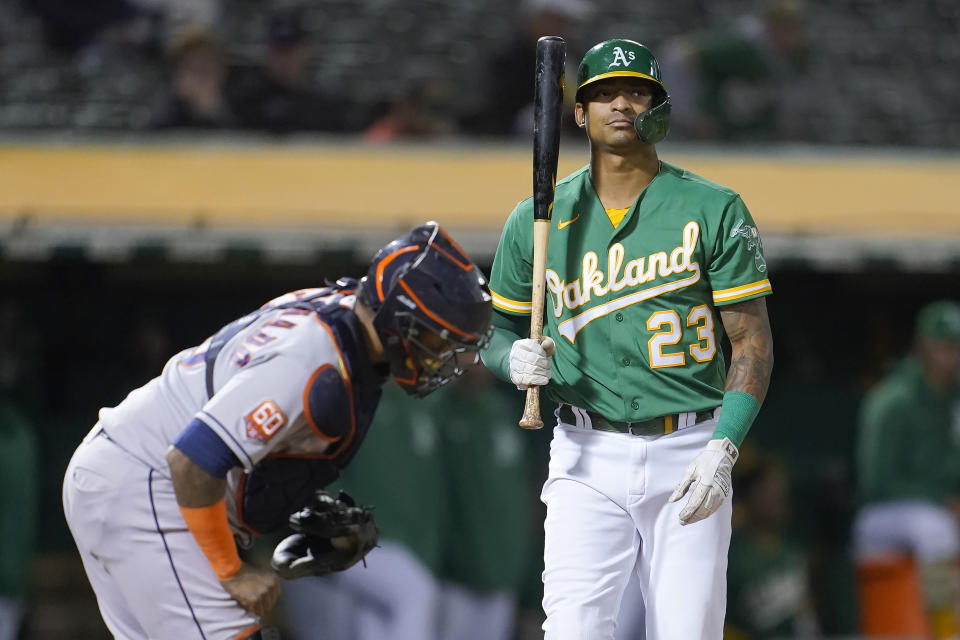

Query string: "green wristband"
[712, 391, 761, 447]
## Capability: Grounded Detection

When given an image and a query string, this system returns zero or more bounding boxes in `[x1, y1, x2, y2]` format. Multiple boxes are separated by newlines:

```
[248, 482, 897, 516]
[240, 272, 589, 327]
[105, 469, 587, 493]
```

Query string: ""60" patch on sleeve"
[245, 400, 287, 442]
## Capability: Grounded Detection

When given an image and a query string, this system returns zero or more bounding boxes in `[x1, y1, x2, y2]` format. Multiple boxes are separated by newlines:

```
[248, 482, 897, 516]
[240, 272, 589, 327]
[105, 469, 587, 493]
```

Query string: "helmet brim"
[576, 71, 666, 101]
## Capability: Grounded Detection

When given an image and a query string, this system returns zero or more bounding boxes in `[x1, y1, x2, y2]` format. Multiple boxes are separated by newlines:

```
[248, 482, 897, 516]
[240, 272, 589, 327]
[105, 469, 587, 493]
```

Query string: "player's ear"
[574, 103, 586, 128]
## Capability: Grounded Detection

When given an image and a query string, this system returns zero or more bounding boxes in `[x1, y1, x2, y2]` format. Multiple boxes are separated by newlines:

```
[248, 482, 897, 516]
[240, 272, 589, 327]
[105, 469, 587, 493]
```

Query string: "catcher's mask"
[359, 221, 493, 397]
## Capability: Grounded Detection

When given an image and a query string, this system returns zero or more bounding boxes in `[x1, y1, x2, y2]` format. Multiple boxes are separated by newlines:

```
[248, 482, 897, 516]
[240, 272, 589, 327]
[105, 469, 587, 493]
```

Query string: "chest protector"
[204, 280, 388, 535]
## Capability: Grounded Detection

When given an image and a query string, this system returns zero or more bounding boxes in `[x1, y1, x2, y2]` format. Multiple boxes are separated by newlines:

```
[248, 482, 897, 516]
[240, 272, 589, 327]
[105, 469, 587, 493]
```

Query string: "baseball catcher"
[62, 222, 492, 639]
[272, 490, 379, 579]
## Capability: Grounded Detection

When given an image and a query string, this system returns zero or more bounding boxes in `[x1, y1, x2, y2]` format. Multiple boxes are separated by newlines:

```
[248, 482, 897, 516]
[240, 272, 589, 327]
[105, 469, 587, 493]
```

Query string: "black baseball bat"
[519, 35, 566, 430]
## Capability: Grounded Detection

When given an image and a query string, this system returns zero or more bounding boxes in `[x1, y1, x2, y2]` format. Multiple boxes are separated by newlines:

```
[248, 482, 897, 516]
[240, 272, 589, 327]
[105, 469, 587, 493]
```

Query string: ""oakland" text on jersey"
[547, 221, 702, 342]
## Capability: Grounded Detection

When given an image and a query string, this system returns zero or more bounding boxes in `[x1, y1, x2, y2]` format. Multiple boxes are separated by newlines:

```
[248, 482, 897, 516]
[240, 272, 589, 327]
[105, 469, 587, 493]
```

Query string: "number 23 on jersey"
[646, 305, 717, 369]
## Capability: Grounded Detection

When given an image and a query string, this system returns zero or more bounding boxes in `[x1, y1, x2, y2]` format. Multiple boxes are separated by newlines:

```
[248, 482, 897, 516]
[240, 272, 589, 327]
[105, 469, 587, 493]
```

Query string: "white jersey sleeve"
[197, 306, 347, 469]
[98, 300, 349, 474]
[197, 352, 317, 470]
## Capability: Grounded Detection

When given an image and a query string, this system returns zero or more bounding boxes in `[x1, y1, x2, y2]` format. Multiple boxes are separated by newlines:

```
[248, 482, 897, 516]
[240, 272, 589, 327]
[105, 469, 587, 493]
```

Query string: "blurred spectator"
[364, 80, 453, 143]
[29, 0, 159, 54]
[459, 0, 588, 138]
[660, 0, 812, 142]
[436, 366, 534, 640]
[0, 400, 38, 640]
[227, 8, 358, 134]
[136, 0, 220, 43]
[852, 300, 960, 638]
[146, 25, 236, 129]
[725, 449, 820, 639]
[279, 383, 447, 640]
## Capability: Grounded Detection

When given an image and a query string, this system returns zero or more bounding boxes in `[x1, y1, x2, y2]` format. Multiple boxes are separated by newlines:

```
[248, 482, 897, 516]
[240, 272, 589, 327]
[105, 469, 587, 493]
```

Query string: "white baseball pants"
[541, 420, 731, 640]
[853, 500, 960, 562]
[63, 426, 261, 640]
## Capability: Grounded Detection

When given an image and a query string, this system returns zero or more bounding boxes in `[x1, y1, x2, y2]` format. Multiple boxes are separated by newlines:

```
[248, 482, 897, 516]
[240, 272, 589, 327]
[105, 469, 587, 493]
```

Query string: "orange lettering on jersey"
[245, 401, 286, 442]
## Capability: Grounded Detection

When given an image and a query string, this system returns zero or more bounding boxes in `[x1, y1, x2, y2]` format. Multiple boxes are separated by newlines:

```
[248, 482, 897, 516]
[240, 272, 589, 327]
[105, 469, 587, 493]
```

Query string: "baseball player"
[853, 300, 960, 638]
[62, 222, 492, 640]
[481, 39, 775, 639]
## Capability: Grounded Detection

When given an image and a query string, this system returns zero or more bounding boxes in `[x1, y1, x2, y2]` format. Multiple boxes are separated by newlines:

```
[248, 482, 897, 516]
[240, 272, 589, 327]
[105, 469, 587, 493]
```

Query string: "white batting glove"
[508, 337, 556, 390]
[669, 437, 739, 525]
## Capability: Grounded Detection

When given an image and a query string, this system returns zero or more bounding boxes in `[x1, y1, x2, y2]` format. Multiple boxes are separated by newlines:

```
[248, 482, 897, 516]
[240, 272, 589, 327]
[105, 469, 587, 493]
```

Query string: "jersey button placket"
[622, 357, 631, 366]
[615, 312, 624, 322]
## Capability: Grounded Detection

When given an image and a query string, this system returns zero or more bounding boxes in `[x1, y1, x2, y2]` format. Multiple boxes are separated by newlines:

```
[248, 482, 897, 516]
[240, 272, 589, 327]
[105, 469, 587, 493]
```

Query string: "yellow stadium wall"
[0, 143, 958, 237]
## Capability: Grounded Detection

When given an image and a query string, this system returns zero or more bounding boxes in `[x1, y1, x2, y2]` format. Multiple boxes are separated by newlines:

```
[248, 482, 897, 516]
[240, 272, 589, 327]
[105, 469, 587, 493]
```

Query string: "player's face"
[413, 330, 455, 369]
[576, 78, 656, 148]
[920, 339, 960, 381]
[413, 330, 479, 373]
[402, 328, 481, 396]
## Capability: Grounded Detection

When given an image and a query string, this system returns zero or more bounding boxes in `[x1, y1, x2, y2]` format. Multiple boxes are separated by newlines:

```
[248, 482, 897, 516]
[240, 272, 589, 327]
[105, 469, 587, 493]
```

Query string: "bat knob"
[519, 387, 544, 430]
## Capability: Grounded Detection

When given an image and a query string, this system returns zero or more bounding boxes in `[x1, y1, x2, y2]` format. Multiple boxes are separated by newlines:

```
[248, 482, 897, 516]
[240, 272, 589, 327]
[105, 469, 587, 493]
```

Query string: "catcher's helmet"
[576, 39, 671, 144]
[359, 221, 492, 397]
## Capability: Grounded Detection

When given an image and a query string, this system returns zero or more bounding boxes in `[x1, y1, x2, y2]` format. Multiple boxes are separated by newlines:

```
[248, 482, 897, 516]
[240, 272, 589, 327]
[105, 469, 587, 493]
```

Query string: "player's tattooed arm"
[719, 297, 774, 402]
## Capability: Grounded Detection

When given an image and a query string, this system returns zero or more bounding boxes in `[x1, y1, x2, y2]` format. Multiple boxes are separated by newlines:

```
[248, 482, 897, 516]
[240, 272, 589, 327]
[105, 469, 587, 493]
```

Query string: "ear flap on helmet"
[634, 99, 671, 144]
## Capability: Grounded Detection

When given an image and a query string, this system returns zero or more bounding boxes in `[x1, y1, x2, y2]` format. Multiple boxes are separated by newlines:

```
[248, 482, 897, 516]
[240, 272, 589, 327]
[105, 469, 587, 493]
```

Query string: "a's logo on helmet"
[610, 46, 636, 68]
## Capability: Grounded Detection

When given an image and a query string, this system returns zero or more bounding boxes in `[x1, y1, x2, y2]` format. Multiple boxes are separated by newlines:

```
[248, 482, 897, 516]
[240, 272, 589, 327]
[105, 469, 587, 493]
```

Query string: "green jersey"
[336, 385, 447, 574]
[856, 356, 960, 505]
[488, 160, 771, 421]
[438, 378, 535, 593]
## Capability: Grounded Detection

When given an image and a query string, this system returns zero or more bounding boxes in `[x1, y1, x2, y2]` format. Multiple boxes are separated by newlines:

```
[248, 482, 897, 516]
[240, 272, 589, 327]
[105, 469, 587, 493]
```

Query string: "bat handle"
[518, 219, 551, 430]
[519, 386, 543, 429]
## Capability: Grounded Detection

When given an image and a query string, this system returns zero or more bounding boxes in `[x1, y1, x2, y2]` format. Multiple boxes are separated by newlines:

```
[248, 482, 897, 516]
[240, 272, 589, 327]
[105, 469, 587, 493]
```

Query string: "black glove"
[271, 490, 378, 579]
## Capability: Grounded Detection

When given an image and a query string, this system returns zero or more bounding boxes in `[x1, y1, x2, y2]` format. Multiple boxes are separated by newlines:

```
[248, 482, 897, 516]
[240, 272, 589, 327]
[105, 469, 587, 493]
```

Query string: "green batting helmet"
[576, 39, 671, 144]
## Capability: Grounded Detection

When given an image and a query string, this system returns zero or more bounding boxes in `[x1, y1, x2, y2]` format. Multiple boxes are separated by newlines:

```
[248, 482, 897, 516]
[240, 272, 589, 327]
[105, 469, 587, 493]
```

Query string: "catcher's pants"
[541, 417, 730, 640]
[62, 424, 261, 640]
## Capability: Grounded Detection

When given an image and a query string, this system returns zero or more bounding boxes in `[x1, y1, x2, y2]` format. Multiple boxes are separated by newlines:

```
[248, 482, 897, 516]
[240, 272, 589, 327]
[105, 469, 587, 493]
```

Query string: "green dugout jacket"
[856, 356, 960, 505]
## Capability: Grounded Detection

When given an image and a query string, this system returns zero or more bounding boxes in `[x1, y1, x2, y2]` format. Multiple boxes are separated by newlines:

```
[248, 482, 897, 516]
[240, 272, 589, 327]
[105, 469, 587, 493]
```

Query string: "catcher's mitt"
[271, 490, 378, 579]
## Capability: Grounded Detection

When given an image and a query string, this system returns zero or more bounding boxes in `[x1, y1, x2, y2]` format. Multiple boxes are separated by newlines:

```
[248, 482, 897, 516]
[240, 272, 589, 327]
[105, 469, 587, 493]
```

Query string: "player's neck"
[353, 300, 387, 363]
[590, 148, 660, 209]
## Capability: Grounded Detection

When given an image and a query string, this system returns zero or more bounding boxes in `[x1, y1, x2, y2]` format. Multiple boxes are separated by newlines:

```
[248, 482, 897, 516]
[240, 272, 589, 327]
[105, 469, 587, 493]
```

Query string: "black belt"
[557, 404, 716, 436]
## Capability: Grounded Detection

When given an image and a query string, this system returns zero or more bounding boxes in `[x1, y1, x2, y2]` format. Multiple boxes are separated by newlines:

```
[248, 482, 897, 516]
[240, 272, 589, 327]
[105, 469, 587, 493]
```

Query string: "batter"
[481, 39, 775, 639]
